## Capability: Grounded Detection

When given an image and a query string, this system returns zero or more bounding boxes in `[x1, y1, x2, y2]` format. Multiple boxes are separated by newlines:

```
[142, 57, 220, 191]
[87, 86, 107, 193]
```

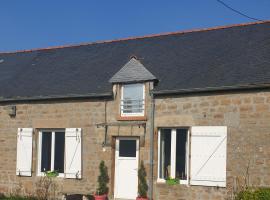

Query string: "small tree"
[96, 161, 109, 195]
[138, 161, 148, 198]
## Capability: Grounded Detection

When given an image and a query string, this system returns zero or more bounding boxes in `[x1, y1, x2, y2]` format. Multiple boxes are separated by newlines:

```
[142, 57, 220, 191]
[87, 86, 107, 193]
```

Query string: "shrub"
[35, 170, 59, 200]
[0, 196, 37, 200]
[235, 189, 254, 200]
[254, 188, 270, 199]
[138, 161, 148, 198]
[96, 161, 109, 195]
[235, 187, 270, 200]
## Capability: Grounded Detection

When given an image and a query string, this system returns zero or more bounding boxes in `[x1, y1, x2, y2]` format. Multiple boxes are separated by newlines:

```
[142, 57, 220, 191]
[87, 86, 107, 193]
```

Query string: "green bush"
[235, 188, 270, 200]
[138, 161, 148, 198]
[235, 189, 254, 200]
[96, 160, 109, 195]
[254, 188, 270, 199]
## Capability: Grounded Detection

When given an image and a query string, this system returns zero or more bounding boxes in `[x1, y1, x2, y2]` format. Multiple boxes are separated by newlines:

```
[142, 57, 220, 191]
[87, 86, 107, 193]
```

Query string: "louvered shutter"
[190, 126, 227, 187]
[16, 128, 33, 176]
[65, 128, 82, 179]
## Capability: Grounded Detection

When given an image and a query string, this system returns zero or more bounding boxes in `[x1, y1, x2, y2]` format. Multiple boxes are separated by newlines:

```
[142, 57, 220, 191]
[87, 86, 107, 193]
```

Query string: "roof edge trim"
[152, 83, 270, 95]
[110, 78, 157, 84]
[0, 92, 113, 103]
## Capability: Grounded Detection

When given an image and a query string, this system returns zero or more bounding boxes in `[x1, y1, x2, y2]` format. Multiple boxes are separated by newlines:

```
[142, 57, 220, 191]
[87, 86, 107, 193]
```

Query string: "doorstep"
[114, 199, 135, 200]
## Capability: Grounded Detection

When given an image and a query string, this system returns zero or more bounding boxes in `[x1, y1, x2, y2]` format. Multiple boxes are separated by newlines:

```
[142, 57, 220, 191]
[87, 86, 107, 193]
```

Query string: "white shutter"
[16, 128, 33, 176]
[65, 128, 82, 179]
[190, 126, 227, 187]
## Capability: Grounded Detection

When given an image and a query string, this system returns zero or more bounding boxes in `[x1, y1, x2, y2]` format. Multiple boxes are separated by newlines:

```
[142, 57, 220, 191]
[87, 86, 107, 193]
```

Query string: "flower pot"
[94, 194, 107, 200]
[136, 197, 149, 200]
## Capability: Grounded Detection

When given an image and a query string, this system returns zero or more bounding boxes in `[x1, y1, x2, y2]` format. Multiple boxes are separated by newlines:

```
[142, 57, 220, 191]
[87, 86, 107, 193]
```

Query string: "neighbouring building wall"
[153, 90, 270, 200]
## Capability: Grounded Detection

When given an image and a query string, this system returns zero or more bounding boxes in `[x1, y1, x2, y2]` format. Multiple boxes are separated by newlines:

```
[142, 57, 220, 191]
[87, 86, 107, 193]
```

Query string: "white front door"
[114, 137, 139, 200]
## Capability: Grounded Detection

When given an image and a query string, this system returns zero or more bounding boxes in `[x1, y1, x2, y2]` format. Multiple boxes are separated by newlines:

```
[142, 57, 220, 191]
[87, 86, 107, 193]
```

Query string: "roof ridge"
[1, 20, 269, 55]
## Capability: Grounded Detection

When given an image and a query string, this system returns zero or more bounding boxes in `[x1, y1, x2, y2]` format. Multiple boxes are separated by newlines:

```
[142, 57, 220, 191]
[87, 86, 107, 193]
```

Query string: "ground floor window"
[38, 130, 65, 176]
[157, 126, 227, 187]
[158, 128, 189, 183]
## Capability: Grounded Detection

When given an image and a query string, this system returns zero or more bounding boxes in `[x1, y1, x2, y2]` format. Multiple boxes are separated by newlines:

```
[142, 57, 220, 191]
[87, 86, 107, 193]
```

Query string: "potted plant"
[165, 177, 179, 185]
[137, 161, 149, 200]
[94, 161, 109, 200]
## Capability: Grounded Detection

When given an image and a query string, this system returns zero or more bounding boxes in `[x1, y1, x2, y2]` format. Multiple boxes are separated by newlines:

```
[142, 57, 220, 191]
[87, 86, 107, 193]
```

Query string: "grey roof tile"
[0, 21, 270, 100]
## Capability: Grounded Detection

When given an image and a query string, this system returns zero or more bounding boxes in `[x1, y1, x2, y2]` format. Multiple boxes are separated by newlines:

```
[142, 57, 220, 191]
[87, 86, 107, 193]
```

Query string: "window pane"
[119, 140, 136, 157]
[176, 129, 188, 180]
[122, 84, 144, 113]
[159, 129, 171, 179]
[41, 132, 52, 172]
[123, 84, 143, 99]
[54, 132, 65, 173]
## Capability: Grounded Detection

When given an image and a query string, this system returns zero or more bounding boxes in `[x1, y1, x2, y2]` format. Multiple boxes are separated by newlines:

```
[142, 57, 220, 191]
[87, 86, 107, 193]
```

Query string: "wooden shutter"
[65, 128, 82, 179]
[16, 128, 33, 176]
[190, 126, 227, 187]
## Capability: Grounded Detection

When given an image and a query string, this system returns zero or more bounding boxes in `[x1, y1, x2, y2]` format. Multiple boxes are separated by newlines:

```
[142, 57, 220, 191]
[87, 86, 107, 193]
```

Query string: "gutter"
[152, 83, 270, 96]
[2, 83, 270, 103]
[0, 92, 113, 103]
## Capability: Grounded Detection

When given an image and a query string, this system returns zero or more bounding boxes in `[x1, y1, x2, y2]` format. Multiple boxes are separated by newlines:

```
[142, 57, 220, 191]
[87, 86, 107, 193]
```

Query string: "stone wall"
[0, 83, 152, 199]
[153, 90, 270, 200]
[0, 100, 111, 197]
[0, 87, 270, 200]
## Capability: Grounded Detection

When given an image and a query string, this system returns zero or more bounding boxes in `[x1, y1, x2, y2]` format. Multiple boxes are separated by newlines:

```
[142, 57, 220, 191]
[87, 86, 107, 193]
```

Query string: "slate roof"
[0, 21, 270, 101]
[109, 57, 157, 83]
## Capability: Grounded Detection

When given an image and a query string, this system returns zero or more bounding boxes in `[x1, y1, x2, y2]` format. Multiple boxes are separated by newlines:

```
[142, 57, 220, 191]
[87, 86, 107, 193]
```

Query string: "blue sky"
[0, 0, 269, 51]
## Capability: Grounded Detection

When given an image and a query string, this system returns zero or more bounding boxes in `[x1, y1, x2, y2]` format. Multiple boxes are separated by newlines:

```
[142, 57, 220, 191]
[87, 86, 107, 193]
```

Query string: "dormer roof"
[109, 57, 157, 83]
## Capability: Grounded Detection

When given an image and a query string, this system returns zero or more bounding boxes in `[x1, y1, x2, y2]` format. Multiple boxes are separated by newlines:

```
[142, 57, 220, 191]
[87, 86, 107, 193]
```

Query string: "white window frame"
[37, 130, 65, 177]
[157, 128, 190, 185]
[120, 83, 145, 117]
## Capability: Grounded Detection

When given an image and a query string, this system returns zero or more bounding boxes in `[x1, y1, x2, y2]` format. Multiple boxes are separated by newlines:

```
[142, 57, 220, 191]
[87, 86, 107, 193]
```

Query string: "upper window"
[121, 83, 145, 116]
[38, 130, 65, 177]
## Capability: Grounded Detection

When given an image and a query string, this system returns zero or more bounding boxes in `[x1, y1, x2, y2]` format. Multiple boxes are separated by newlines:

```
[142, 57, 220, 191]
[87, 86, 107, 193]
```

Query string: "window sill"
[117, 116, 147, 121]
[156, 179, 166, 184]
[156, 179, 188, 185]
[37, 172, 65, 178]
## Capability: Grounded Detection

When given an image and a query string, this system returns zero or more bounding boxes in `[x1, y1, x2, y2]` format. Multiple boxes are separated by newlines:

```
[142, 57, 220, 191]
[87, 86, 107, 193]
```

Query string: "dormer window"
[109, 57, 156, 119]
[121, 83, 145, 116]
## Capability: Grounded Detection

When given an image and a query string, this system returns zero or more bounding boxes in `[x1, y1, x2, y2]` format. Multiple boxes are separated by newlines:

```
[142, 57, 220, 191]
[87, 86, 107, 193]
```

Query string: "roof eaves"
[0, 92, 113, 103]
[152, 83, 270, 95]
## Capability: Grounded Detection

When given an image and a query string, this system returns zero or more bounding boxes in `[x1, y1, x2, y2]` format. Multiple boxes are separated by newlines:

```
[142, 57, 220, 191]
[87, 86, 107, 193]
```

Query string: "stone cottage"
[0, 21, 270, 200]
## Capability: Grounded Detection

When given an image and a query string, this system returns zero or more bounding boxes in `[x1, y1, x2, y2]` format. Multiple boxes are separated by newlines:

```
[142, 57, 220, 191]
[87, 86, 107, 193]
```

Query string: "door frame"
[114, 136, 140, 199]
